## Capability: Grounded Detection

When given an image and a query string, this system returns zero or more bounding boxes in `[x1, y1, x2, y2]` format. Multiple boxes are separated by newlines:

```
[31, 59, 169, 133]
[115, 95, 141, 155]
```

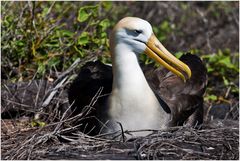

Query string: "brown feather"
[144, 53, 208, 126]
[68, 53, 208, 135]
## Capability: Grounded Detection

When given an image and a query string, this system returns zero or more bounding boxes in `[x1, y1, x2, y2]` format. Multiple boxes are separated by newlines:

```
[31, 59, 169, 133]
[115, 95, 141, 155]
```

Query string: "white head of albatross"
[107, 17, 191, 136]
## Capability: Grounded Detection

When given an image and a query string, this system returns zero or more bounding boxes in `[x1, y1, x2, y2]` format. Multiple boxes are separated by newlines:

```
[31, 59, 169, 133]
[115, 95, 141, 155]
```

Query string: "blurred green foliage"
[1, 1, 239, 105]
[202, 49, 239, 102]
[1, 1, 125, 81]
[141, 46, 239, 103]
[208, 1, 236, 18]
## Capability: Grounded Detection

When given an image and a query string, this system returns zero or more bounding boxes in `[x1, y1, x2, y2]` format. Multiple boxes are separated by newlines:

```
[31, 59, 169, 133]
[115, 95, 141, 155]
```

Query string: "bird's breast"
[107, 85, 169, 136]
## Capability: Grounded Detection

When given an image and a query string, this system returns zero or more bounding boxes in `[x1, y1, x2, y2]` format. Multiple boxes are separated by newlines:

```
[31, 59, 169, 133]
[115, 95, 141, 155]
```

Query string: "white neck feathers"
[107, 42, 169, 135]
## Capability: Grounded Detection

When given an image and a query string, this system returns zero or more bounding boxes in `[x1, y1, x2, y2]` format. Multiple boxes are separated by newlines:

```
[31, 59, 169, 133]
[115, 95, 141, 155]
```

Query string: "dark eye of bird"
[134, 29, 143, 34]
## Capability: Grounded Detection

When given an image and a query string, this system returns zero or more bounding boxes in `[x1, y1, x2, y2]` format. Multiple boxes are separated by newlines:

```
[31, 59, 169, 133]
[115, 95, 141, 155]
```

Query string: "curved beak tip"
[145, 34, 192, 82]
[185, 65, 192, 79]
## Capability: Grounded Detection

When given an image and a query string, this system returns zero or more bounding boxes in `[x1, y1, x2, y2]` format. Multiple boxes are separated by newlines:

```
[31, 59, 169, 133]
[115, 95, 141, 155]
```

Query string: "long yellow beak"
[145, 34, 191, 82]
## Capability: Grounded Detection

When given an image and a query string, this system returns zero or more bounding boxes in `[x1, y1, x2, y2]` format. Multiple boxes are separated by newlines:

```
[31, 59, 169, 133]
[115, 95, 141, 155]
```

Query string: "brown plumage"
[68, 17, 207, 136]
[68, 53, 207, 135]
[144, 53, 208, 127]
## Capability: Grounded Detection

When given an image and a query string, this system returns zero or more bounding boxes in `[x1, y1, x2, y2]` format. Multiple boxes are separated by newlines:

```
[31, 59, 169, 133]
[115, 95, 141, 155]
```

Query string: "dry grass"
[1, 2, 239, 160]
[1, 118, 239, 160]
[1, 70, 239, 159]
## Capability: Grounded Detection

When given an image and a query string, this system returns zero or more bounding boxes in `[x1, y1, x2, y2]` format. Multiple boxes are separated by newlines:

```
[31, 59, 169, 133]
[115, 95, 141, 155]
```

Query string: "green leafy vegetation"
[1, 1, 125, 81]
[202, 49, 239, 103]
[1, 1, 238, 106]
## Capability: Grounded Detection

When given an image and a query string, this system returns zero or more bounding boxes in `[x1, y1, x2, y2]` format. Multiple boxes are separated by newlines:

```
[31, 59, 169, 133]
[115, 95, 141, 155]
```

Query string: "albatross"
[68, 17, 207, 136]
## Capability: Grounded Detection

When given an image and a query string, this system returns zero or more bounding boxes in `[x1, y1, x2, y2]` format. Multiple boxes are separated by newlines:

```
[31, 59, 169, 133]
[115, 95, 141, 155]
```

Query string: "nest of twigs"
[1, 119, 239, 160]
[1, 58, 239, 160]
